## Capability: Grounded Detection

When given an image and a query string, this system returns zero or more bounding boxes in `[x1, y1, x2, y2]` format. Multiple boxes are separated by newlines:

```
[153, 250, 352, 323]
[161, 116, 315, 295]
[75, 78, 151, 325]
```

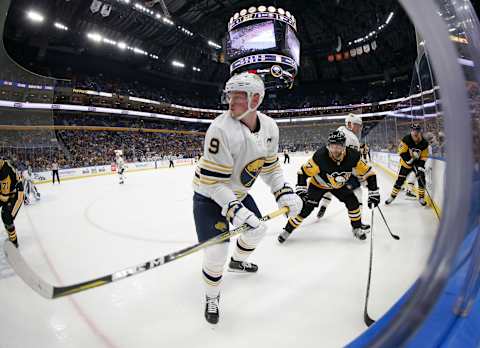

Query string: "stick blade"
[364, 312, 376, 327]
[4, 241, 54, 299]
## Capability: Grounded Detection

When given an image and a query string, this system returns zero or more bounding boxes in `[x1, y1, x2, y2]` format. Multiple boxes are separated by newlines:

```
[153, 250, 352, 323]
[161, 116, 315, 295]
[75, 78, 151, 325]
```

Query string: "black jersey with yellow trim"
[298, 146, 377, 190]
[398, 134, 429, 169]
[0, 160, 23, 203]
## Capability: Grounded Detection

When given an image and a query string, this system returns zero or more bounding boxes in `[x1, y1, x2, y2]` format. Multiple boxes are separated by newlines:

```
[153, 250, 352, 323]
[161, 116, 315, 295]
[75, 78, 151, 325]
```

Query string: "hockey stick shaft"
[376, 206, 400, 240]
[364, 208, 375, 327]
[5, 207, 288, 299]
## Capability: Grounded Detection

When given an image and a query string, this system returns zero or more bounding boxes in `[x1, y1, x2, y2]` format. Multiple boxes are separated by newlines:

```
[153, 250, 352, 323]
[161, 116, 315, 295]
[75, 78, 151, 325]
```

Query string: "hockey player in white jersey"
[22, 165, 40, 205]
[192, 72, 303, 324]
[115, 150, 126, 184]
[317, 114, 366, 224]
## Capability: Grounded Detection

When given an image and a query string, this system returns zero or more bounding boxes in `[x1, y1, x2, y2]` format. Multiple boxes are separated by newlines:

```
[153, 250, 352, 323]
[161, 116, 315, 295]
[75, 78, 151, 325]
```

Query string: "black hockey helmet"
[328, 130, 346, 146]
[410, 123, 422, 132]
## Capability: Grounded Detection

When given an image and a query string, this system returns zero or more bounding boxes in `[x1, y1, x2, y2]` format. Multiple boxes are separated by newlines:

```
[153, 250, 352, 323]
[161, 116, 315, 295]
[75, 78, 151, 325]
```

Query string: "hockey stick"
[376, 206, 400, 240]
[413, 167, 441, 220]
[4, 207, 288, 299]
[364, 208, 376, 327]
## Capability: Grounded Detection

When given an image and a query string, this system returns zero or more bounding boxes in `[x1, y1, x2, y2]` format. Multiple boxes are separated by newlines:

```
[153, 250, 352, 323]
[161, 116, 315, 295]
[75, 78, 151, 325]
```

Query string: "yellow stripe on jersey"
[398, 141, 409, 154]
[355, 159, 375, 178]
[400, 159, 412, 169]
[262, 162, 281, 174]
[200, 158, 233, 169]
[11, 192, 23, 217]
[263, 155, 279, 166]
[197, 157, 232, 183]
[196, 168, 231, 182]
[199, 162, 232, 175]
[309, 177, 331, 190]
[265, 154, 278, 162]
[193, 177, 231, 186]
[198, 158, 233, 174]
[302, 158, 321, 177]
[420, 147, 429, 160]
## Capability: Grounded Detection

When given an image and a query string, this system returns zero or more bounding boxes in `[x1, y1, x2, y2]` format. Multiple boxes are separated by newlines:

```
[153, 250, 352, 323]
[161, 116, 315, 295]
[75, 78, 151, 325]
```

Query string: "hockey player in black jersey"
[278, 130, 380, 243]
[385, 124, 430, 206]
[0, 159, 24, 248]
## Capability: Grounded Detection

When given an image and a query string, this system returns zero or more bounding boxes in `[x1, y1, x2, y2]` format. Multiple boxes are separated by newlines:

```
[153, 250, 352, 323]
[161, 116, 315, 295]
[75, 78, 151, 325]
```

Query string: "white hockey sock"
[203, 243, 228, 298]
[319, 192, 333, 209]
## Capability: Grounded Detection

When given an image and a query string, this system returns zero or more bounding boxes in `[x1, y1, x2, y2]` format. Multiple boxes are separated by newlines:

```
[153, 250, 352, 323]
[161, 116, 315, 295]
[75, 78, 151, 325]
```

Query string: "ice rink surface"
[0, 155, 438, 348]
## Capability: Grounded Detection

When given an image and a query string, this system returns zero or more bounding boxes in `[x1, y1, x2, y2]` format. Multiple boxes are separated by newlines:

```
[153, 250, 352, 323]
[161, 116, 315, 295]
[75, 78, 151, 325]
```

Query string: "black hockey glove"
[368, 189, 380, 208]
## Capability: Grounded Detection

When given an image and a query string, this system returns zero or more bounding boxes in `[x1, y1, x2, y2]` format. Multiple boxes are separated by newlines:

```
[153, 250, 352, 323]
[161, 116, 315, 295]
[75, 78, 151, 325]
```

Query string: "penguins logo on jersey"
[240, 158, 265, 188]
[326, 171, 351, 188]
[410, 148, 421, 157]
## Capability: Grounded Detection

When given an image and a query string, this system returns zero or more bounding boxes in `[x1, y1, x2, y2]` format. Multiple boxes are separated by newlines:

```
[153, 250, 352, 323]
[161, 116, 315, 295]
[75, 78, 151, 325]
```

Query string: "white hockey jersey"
[22, 169, 31, 182]
[337, 126, 360, 150]
[193, 111, 286, 210]
[116, 157, 125, 170]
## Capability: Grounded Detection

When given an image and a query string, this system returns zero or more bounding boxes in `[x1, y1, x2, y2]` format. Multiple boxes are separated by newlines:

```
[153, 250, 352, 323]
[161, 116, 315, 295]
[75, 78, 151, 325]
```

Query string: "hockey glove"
[414, 166, 425, 175]
[274, 184, 303, 217]
[295, 185, 308, 199]
[224, 200, 262, 229]
[368, 189, 380, 208]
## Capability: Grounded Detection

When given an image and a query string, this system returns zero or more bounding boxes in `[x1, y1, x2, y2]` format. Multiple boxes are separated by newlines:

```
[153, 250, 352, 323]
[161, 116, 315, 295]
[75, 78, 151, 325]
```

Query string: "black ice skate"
[317, 206, 327, 218]
[385, 195, 396, 205]
[361, 223, 371, 234]
[405, 190, 416, 199]
[278, 228, 291, 244]
[228, 258, 258, 273]
[205, 295, 220, 324]
[352, 227, 367, 240]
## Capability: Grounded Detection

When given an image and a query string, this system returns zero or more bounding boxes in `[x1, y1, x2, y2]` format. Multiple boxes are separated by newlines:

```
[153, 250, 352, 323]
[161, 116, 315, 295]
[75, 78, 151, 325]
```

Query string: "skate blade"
[227, 268, 256, 274]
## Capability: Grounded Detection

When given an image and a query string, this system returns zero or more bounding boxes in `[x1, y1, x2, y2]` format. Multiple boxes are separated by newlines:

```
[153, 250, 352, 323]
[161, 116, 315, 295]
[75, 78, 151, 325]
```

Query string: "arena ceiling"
[4, 0, 419, 88]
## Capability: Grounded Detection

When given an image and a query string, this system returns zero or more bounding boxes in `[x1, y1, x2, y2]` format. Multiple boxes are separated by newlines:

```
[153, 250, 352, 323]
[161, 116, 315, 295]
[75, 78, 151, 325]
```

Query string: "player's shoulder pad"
[257, 112, 279, 131]
[312, 146, 328, 164]
[347, 147, 361, 161]
[4, 160, 17, 173]
[208, 112, 233, 130]
[420, 137, 429, 148]
[401, 134, 412, 145]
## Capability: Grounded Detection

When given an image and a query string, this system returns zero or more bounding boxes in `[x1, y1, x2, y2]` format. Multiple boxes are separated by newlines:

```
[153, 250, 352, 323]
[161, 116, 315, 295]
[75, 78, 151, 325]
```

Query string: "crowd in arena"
[3, 65, 477, 173]
[1, 128, 204, 171]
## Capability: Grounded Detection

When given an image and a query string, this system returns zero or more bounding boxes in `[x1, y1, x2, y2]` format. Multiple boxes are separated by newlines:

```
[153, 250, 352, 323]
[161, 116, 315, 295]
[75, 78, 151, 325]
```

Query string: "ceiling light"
[27, 10, 44, 23]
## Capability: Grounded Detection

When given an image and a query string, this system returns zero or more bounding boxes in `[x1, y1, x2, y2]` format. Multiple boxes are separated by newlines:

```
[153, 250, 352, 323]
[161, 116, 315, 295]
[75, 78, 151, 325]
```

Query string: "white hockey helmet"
[345, 113, 362, 127]
[224, 72, 265, 120]
[114, 150, 123, 156]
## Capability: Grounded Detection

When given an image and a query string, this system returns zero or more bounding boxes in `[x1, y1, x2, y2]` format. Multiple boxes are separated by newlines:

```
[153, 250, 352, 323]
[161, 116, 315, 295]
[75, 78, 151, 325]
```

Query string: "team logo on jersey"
[240, 158, 265, 188]
[411, 148, 421, 157]
[326, 171, 351, 188]
[214, 221, 228, 232]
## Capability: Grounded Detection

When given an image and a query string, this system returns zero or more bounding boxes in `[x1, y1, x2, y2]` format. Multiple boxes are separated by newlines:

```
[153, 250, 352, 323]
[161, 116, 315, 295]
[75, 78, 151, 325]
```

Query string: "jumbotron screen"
[227, 20, 276, 58]
[286, 25, 300, 65]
